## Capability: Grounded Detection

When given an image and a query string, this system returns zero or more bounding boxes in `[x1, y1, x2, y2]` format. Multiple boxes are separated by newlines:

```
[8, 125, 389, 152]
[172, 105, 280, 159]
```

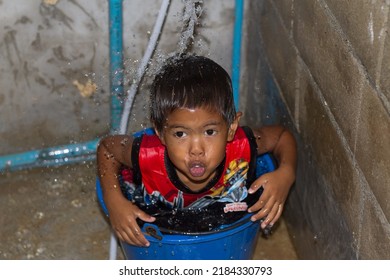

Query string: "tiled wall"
[242, 0, 390, 259]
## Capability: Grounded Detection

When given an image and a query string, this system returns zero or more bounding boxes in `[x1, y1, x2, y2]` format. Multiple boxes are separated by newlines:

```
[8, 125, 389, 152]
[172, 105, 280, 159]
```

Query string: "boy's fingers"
[248, 196, 267, 212]
[269, 204, 283, 226]
[138, 212, 156, 223]
[133, 233, 150, 247]
[125, 227, 149, 247]
[249, 193, 273, 214]
[260, 204, 277, 228]
[248, 182, 263, 194]
[133, 207, 156, 223]
[250, 204, 269, 221]
[113, 220, 150, 247]
[249, 177, 269, 194]
[260, 203, 283, 228]
[128, 222, 150, 247]
[248, 184, 259, 194]
[248, 202, 262, 215]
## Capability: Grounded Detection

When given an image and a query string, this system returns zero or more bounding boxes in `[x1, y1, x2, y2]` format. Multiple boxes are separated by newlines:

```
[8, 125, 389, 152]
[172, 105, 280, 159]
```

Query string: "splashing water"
[120, 0, 204, 134]
[152, 0, 204, 77]
[177, 0, 203, 55]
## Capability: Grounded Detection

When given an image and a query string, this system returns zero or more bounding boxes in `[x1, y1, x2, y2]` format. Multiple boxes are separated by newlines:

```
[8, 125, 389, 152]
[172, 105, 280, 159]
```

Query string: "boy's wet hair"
[150, 54, 236, 132]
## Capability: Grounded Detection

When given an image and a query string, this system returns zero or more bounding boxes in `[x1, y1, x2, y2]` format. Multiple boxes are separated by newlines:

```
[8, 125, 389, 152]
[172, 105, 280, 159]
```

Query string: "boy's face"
[156, 107, 240, 192]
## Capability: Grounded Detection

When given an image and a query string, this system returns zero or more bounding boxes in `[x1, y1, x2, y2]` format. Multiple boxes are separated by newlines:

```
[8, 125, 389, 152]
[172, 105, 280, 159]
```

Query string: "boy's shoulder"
[135, 133, 162, 148]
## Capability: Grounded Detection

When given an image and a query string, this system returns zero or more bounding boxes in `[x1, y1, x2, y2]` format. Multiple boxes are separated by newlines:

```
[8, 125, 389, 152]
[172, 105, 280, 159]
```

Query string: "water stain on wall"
[39, 3, 74, 30]
[69, 0, 98, 29]
[3, 27, 31, 88]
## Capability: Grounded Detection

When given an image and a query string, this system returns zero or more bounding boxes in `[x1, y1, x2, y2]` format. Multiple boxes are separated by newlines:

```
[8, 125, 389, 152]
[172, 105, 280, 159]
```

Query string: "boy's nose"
[189, 138, 204, 157]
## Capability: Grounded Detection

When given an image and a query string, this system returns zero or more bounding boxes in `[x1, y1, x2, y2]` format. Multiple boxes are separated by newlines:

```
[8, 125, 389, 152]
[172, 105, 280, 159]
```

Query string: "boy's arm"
[254, 125, 297, 184]
[97, 135, 133, 205]
[248, 125, 297, 228]
[97, 135, 155, 247]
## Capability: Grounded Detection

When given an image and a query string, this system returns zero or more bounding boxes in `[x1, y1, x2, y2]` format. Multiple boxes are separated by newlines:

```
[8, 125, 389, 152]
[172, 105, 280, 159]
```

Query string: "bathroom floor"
[0, 162, 297, 260]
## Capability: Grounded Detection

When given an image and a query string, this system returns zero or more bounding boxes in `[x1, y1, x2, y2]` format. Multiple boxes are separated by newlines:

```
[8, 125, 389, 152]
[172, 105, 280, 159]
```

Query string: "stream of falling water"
[177, 0, 203, 55]
[153, 0, 204, 76]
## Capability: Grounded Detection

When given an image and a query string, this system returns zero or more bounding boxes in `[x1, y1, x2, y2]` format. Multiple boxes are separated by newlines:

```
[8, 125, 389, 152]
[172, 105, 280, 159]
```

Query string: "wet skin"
[156, 107, 240, 192]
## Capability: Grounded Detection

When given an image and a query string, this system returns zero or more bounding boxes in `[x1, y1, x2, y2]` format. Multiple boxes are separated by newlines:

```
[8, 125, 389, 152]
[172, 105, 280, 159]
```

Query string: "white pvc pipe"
[109, 230, 118, 260]
[118, 0, 171, 135]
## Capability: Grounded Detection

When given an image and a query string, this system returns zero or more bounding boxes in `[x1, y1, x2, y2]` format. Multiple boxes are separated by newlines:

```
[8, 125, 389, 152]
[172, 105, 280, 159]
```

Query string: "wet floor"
[0, 162, 297, 260]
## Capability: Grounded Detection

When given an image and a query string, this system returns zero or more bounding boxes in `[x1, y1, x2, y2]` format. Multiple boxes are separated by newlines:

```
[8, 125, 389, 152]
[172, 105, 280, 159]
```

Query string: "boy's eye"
[205, 129, 217, 136]
[174, 131, 187, 138]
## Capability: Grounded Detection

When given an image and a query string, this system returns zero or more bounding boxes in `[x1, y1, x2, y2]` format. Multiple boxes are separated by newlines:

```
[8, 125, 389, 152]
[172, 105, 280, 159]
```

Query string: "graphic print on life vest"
[120, 158, 250, 212]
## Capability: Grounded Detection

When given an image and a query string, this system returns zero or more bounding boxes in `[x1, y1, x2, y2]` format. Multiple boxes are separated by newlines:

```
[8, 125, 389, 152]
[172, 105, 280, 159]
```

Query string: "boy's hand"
[247, 167, 293, 229]
[106, 196, 156, 247]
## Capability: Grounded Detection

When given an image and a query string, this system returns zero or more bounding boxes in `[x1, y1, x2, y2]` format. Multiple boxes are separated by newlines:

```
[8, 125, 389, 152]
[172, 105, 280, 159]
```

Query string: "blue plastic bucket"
[123, 215, 260, 260]
[96, 152, 276, 260]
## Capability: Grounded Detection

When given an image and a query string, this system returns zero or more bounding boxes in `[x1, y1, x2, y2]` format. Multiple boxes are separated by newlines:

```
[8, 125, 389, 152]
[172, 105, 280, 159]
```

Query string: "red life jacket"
[130, 126, 257, 208]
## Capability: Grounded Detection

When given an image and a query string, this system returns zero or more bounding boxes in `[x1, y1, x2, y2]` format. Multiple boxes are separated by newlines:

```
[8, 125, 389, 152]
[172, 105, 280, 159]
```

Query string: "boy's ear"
[227, 112, 242, 141]
[154, 126, 166, 145]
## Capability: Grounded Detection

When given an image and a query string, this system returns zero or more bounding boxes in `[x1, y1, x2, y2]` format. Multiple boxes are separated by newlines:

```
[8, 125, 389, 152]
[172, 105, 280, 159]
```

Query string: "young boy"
[97, 55, 297, 247]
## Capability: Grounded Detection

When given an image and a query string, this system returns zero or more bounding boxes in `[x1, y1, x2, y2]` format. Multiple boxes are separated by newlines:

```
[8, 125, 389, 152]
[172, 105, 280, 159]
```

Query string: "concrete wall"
[242, 0, 390, 259]
[0, 0, 235, 154]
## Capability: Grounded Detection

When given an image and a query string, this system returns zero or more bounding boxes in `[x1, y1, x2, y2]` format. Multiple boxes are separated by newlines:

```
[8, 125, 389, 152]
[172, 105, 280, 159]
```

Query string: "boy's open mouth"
[188, 162, 206, 177]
